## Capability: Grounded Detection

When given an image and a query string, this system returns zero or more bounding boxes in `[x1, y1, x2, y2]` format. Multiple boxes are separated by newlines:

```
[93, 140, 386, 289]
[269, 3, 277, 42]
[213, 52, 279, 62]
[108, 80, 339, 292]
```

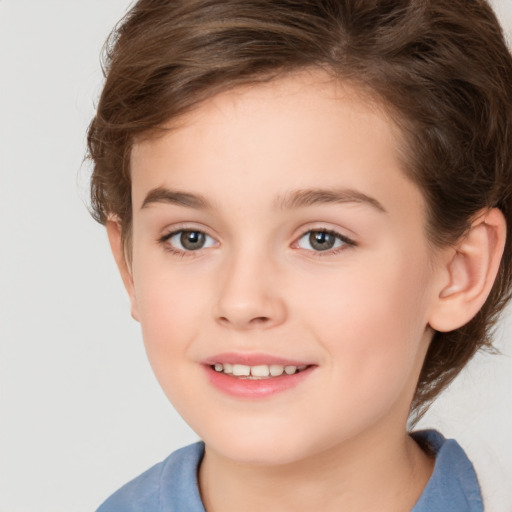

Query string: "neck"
[198, 425, 434, 512]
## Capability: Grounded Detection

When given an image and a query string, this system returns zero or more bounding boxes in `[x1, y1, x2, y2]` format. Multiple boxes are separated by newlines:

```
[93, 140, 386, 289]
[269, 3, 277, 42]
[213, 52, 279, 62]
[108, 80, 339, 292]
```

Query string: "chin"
[198, 420, 332, 467]
[210, 439, 307, 466]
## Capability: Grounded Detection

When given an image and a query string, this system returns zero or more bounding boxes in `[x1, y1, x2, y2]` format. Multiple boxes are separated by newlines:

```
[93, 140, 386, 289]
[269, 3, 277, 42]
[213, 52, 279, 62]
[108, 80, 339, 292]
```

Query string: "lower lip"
[204, 365, 315, 399]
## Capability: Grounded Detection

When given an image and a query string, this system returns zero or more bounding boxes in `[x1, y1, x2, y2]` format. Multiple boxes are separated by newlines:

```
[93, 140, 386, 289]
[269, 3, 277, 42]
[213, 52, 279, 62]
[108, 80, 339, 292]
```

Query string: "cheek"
[297, 254, 432, 398]
[133, 262, 208, 360]
[133, 266, 211, 410]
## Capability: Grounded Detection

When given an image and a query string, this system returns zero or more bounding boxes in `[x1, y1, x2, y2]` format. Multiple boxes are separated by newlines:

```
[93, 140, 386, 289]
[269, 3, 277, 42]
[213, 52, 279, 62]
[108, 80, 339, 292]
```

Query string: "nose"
[213, 249, 287, 330]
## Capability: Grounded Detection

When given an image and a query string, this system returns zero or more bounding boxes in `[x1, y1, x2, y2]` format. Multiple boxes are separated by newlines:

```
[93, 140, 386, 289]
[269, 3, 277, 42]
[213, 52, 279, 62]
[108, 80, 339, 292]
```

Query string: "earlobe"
[106, 219, 140, 322]
[429, 208, 506, 332]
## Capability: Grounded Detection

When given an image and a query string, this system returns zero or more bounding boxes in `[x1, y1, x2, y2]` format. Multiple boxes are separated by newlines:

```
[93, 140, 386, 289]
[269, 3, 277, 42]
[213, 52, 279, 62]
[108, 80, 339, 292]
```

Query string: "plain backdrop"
[1, 1, 511, 511]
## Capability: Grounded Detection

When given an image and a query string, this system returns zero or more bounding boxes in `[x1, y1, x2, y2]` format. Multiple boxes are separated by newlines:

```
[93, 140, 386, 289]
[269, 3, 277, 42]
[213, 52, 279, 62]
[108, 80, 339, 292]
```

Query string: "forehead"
[130, 70, 424, 224]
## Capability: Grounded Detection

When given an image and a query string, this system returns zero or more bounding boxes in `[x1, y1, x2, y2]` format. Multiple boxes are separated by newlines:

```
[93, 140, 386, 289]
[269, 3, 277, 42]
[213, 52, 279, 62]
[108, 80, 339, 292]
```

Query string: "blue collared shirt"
[96, 430, 483, 512]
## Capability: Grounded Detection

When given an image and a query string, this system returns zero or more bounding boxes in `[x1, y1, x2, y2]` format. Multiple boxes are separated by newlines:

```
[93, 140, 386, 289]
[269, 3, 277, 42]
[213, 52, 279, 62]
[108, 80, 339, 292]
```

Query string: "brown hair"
[87, 0, 512, 419]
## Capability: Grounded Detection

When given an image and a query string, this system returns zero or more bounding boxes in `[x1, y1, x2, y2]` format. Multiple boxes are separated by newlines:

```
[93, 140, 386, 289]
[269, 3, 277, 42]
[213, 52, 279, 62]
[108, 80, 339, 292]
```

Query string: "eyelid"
[159, 221, 217, 240]
[292, 227, 357, 256]
[157, 223, 356, 258]
[158, 224, 219, 255]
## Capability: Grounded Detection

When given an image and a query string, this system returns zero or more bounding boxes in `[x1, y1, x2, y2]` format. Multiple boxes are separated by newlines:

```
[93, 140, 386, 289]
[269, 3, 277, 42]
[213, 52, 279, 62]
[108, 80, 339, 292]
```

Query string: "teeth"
[213, 363, 305, 378]
[232, 364, 250, 376]
[251, 365, 270, 377]
[270, 364, 284, 376]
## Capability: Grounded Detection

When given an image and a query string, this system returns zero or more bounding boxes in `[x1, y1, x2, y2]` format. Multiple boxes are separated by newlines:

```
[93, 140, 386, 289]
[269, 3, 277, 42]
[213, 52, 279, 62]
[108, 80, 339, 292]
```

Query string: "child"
[87, 1, 512, 510]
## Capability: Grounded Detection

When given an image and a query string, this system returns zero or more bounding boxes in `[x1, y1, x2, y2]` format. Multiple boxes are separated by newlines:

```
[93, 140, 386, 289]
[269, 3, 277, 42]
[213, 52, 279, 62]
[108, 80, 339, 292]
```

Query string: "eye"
[296, 230, 354, 252]
[164, 229, 217, 251]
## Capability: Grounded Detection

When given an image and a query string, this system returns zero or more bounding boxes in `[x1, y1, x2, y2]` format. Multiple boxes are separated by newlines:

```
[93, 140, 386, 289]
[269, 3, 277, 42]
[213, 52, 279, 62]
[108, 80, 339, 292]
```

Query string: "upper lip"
[203, 352, 314, 367]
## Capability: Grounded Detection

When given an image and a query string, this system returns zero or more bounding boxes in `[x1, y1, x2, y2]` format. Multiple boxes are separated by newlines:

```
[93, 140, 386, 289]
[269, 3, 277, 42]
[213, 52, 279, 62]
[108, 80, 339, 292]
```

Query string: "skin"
[107, 70, 506, 512]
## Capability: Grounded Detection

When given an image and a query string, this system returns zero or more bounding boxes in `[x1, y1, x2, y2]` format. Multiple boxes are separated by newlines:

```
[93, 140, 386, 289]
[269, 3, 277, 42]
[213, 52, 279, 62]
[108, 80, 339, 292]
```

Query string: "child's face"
[122, 70, 443, 465]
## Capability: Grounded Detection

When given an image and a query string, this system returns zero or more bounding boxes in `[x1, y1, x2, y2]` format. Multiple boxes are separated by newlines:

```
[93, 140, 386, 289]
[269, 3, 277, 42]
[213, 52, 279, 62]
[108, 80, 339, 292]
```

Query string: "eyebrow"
[141, 188, 213, 210]
[140, 186, 386, 213]
[273, 188, 387, 213]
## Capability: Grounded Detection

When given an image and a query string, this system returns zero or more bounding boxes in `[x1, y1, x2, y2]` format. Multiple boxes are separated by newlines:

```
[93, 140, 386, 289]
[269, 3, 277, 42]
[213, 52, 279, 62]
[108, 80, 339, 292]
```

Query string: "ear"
[429, 208, 506, 332]
[106, 219, 139, 322]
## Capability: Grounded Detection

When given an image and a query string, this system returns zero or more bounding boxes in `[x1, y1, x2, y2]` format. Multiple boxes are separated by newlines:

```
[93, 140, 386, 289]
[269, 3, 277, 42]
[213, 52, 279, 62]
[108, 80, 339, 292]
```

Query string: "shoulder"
[411, 430, 483, 512]
[96, 442, 205, 512]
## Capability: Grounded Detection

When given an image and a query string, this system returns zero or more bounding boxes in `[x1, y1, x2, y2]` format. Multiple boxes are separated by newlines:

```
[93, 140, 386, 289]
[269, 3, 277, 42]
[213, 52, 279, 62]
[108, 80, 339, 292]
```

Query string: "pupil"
[310, 231, 335, 251]
[181, 231, 205, 250]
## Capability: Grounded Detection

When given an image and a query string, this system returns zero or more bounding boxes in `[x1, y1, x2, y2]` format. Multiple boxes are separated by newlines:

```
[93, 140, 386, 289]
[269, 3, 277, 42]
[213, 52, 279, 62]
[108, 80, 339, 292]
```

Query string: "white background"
[1, 1, 511, 511]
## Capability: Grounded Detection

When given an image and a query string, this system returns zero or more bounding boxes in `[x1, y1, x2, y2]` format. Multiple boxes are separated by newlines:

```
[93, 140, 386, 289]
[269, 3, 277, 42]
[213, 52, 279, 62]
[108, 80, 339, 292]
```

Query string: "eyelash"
[158, 228, 216, 259]
[158, 228, 356, 258]
[294, 229, 356, 257]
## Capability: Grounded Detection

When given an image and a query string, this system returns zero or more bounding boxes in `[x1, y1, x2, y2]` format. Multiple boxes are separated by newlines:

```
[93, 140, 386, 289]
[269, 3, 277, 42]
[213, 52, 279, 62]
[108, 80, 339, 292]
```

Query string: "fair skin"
[107, 70, 506, 512]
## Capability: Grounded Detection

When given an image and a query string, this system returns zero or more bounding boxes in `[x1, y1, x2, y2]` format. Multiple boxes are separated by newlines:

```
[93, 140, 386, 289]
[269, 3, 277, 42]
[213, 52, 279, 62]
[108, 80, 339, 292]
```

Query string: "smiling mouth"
[211, 363, 310, 379]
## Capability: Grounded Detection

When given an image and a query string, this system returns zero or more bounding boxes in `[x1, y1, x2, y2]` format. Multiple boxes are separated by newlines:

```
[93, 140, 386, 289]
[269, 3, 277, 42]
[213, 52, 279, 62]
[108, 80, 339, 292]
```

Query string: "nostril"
[250, 316, 270, 324]
[217, 315, 270, 326]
